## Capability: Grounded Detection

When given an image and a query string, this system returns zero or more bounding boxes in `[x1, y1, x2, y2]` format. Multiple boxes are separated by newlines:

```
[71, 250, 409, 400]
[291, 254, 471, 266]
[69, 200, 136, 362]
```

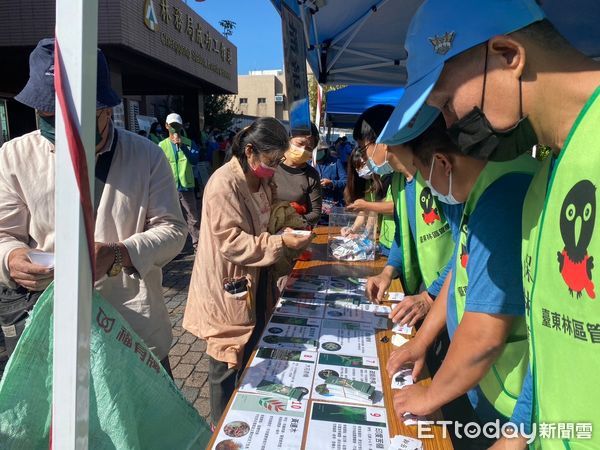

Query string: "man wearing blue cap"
[381, 0, 600, 448]
[362, 111, 461, 329]
[0, 39, 187, 374]
[384, 107, 538, 437]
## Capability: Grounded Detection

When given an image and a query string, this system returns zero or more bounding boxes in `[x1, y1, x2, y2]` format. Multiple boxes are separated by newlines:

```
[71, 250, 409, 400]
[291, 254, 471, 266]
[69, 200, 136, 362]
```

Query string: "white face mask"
[426, 158, 462, 205]
[357, 164, 373, 179]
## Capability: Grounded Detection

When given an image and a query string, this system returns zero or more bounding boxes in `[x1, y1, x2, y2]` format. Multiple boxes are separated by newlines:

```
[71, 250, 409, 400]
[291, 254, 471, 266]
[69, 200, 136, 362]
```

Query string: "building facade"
[0, 0, 237, 144]
[234, 70, 289, 123]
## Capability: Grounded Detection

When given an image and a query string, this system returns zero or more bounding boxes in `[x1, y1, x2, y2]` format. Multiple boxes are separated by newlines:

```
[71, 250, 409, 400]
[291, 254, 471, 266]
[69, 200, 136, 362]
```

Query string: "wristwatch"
[107, 243, 123, 277]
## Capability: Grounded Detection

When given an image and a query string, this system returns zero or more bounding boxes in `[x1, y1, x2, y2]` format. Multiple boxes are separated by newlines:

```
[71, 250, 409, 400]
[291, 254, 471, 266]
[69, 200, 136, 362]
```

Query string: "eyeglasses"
[354, 142, 375, 155]
[260, 154, 286, 168]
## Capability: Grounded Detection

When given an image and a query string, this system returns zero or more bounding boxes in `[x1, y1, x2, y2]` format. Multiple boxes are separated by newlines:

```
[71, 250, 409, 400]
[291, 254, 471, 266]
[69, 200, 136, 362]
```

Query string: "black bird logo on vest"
[557, 180, 596, 299]
[420, 187, 441, 225]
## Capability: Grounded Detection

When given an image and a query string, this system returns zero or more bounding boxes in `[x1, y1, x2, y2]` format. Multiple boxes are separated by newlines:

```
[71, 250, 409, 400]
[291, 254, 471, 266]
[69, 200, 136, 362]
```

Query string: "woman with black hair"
[183, 117, 314, 427]
[274, 123, 322, 228]
[343, 105, 396, 256]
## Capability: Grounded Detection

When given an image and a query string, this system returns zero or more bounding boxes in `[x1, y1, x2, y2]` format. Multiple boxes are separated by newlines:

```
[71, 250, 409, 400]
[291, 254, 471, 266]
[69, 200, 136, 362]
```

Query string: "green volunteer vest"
[413, 172, 455, 289]
[391, 172, 455, 295]
[159, 137, 195, 189]
[363, 179, 397, 251]
[379, 176, 398, 250]
[454, 154, 539, 419]
[523, 88, 600, 450]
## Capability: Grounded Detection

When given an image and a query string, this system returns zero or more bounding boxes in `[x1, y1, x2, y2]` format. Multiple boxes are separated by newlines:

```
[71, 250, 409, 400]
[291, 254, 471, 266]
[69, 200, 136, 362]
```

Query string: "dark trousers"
[207, 274, 268, 426]
[179, 190, 200, 246]
[207, 321, 265, 426]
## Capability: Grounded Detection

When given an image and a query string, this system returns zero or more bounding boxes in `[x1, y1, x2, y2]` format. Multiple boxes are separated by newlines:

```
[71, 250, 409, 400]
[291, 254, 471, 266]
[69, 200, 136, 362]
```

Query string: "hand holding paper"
[388, 292, 433, 327]
[386, 338, 426, 380]
[393, 383, 436, 419]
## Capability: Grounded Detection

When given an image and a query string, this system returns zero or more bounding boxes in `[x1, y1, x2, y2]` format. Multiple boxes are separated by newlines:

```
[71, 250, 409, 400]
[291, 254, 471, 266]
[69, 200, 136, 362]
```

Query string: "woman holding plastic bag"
[183, 118, 313, 428]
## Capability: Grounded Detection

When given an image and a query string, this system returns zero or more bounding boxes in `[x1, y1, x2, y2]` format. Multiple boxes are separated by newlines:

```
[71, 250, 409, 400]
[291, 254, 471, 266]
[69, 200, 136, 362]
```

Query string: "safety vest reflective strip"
[159, 137, 195, 189]
[523, 87, 600, 449]
[454, 153, 538, 419]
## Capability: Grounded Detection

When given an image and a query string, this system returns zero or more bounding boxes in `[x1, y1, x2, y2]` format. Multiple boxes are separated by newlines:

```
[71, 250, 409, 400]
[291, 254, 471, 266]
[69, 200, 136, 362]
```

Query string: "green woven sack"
[0, 284, 211, 449]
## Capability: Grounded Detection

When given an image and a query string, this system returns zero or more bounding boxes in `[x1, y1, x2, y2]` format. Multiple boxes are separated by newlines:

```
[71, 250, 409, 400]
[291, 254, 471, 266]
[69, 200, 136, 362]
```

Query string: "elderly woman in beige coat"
[183, 117, 313, 426]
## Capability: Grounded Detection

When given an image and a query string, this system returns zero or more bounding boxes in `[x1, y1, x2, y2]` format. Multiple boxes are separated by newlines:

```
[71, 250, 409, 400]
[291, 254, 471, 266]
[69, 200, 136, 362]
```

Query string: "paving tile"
[178, 333, 197, 345]
[184, 370, 208, 388]
[181, 351, 202, 365]
[172, 363, 194, 379]
[168, 355, 181, 369]
[180, 385, 199, 404]
[190, 340, 207, 352]
[170, 343, 190, 357]
[193, 397, 211, 418]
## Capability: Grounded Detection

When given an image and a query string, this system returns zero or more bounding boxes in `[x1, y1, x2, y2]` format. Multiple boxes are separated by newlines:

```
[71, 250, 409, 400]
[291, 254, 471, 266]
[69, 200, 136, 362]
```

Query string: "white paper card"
[239, 347, 316, 396]
[389, 435, 424, 450]
[319, 319, 377, 357]
[212, 392, 307, 450]
[388, 292, 405, 302]
[259, 315, 321, 351]
[390, 369, 414, 390]
[392, 323, 413, 335]
[403, 413, 427, 426]
[391, 334, 409, 347]
[305, 402, 390, 450]
[312, 353, 384, 406]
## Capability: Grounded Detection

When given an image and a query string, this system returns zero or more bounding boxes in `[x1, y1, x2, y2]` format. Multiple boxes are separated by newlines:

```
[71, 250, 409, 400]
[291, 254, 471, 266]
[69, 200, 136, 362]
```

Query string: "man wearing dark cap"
[0, 38, 187, 373]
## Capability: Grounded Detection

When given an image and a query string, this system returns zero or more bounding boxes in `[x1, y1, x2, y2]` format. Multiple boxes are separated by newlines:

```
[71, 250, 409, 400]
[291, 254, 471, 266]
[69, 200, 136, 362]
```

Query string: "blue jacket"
[338, 142, 353, 165]
[314, 156, 347, 204]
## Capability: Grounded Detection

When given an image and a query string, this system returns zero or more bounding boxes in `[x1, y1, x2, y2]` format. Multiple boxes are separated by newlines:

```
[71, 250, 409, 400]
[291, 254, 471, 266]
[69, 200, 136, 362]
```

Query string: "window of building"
[257, 98, 267, 104]
[239, 98, 248, 104]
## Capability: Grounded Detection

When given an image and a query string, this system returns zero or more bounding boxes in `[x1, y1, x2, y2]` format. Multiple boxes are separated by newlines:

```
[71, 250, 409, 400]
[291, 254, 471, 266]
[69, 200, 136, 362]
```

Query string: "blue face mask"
[426, 158, 462, 205]
[367, 144, 394, 176]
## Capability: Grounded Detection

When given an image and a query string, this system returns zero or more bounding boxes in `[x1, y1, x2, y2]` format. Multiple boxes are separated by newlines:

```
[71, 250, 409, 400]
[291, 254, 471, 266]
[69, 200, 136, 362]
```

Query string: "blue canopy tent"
[271, 0, 600, 86]
[325, 85, 404, 128]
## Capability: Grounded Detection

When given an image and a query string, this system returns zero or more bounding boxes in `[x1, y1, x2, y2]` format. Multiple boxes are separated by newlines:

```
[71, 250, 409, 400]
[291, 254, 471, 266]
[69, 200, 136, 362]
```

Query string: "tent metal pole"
[330, 45, 396, 62]
[53, 0, 98, 448]
[298, 4, 313, 56]
[311, 12, 323, 76]
[328, 0, 389, 48]
[326, 0, 390, 72]
[329, 60, 400, 74]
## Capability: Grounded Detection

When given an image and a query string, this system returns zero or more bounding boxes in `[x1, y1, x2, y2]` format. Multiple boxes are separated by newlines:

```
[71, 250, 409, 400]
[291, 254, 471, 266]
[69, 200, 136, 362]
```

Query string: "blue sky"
[191, 1, 284, 75]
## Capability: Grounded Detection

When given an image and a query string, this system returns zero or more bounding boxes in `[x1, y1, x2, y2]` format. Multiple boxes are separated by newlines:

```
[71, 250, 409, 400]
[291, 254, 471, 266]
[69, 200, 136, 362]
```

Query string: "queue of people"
[0, 37, 351, 433]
